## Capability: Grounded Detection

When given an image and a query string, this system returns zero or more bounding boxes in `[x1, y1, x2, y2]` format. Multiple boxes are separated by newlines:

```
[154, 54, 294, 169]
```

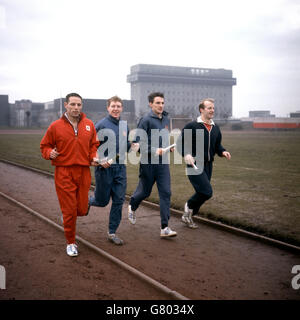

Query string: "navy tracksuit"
[177, 118, 226, 215]
[89, 115, 130, 234]
[130, 110, 171, 229]
[187, 162, 213, 215]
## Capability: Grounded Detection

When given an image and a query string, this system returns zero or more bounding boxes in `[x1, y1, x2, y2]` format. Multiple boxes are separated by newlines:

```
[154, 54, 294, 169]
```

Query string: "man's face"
[64, 96, 82, 118]
[107, 100, 123, 119]
[201, 100, 215, 120]
[149, 96, 164, 116]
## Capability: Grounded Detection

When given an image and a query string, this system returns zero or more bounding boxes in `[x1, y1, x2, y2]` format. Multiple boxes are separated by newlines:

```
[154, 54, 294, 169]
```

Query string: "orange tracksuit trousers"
[55, 165, 91, 244]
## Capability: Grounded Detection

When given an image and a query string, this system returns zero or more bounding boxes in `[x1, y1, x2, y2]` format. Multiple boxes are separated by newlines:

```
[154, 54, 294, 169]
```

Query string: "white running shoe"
[160, 226, 177, 238]
[182, 202, 198, 229]
[66, 243, 78, 257]
[128, 205, 136, 225]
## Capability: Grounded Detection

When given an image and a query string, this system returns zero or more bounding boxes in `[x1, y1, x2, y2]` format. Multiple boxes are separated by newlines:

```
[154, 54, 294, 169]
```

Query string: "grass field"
[1, 129, 300, 246]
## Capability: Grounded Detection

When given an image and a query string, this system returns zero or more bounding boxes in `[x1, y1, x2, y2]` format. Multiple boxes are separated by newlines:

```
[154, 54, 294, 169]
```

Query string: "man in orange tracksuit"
[40, 93, 99, 257]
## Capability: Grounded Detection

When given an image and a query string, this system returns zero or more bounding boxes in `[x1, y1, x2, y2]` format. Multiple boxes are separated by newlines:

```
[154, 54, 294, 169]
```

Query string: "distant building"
[0, 95, 10, 126]
[55, 98, 135, 125]
[6, 96, 136, 128]
[248, 110, 275, 118]
[10, 100, 32, 127]
[243, 110, 300, 129]
[290, 111, 300, 118]
[127, 63, 236, 120]
[253, 118, 300, 129]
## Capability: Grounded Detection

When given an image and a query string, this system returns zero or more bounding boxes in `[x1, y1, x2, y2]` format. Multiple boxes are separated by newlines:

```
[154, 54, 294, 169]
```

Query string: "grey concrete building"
[7, 96, 135, 128]
[10, 100, 32, 127]
[290, 111, 300, 118]
[249, 110, 275, 118]
[49, 98, 135, 127]
[127, 64, 236, 120]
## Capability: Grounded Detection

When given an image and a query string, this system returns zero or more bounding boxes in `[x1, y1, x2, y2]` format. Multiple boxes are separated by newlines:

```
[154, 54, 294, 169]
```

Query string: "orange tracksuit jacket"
[40, 112, 99, 244]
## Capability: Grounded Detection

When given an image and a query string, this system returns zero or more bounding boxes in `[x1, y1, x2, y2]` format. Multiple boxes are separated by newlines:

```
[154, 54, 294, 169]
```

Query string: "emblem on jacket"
[86, 125, 91, 131]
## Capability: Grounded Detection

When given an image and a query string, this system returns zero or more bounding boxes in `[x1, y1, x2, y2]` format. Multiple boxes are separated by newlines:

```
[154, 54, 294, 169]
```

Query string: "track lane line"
[0, 190, 189, 300]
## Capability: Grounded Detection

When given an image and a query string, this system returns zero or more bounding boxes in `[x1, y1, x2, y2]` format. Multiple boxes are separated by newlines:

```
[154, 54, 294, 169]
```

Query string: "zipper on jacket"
[202, 123, 211, 162]
[64, 113, 79, 136]
[69, 122, 78, 136]
[208, 130, 211, 162]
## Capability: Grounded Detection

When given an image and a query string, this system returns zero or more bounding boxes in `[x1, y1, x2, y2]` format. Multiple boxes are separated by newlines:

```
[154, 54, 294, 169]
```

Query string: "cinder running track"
[0, 161, 299, 300]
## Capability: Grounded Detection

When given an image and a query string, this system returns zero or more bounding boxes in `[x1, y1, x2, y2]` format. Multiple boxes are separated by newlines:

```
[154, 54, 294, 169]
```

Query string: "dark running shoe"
[107, 233, 124, 245]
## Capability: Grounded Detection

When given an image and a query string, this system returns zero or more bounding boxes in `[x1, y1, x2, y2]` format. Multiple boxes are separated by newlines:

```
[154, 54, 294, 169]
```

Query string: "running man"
[89, 96, 138, 245]
[128, 92, 177, 238]
[40, 93, 99, 256]
[177, 98, 231, 228]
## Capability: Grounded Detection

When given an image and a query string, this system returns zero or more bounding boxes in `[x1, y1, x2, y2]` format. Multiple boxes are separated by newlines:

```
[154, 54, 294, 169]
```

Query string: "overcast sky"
[0, 0, 299, 117]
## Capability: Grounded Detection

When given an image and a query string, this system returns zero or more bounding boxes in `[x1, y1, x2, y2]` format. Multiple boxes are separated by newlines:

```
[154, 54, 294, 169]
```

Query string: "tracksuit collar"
[107, 114, 120, 124]
[197, 115, 215, 126]
[63, 112, 84, 122]
[149, 109, 168, 119]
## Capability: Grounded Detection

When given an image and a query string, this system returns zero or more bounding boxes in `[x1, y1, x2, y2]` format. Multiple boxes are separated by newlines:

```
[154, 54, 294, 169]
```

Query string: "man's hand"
[155, 148, 164, 156]
[100, 161, 111, 169]
[222, 151, 231, 160]
[50, 147, 59, 159]
[184, 154, 195, 165]
[91, 157, 100, 166]
[131, 142, 140, 152]
[98, 157, 113, 168]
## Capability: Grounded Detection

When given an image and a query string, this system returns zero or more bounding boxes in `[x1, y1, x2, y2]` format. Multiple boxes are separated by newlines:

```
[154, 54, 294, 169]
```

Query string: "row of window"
[162, 93, 228, 97]
[144, 90, 227, 102]
[147, 83, 228, 90]
[165, 97, 226, 103]
[143, 88, 228, 97]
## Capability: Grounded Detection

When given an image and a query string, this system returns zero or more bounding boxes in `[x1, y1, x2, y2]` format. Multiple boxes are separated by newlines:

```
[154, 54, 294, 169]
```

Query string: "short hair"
[107, 95, 123, 107]
[199, 98, 215, 111]
[65, 93, 82, 103]
[148, 92, 164, 103]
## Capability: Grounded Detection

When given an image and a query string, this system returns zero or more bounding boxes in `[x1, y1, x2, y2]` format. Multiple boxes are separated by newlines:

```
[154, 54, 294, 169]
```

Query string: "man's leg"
[129, 164, 155, 211]
[156, 164, 177, 237]
[155, 164, 171, 229]
[109, 165, 126, 235]
[54, 166, 78, 245]
[187, 162, 213, 212]
[76, 166, 91, 216]
[89, 167, 112, 207]
[181, 163, 213, 229]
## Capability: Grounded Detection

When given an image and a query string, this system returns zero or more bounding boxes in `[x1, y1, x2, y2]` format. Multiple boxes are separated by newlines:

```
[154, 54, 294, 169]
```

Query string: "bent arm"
[40, 126, 56, 160]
